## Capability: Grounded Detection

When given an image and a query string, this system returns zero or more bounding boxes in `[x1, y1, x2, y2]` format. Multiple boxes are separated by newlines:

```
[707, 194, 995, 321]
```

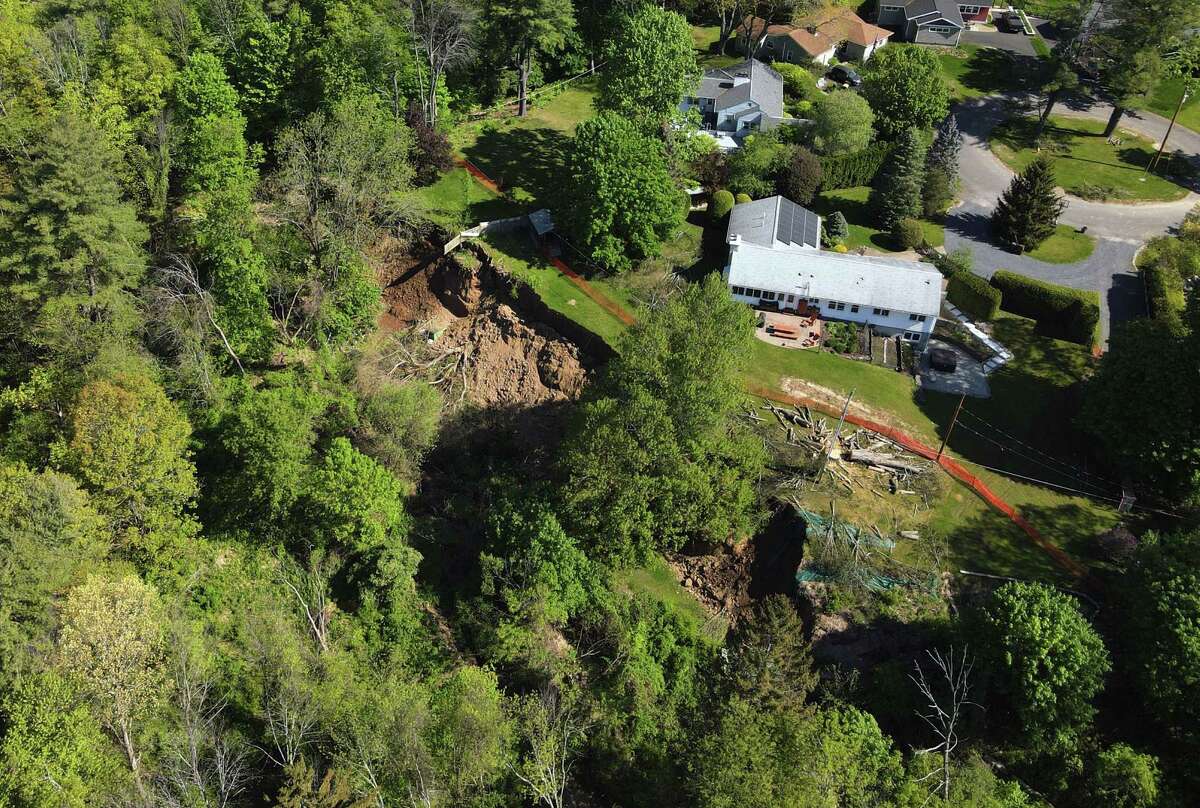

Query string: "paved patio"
[755, 310, 823, 349]
[918, 338, 991, 398]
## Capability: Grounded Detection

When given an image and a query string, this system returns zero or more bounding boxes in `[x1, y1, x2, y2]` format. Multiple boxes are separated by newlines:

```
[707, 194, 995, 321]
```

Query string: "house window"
[732, 285, 745, 295]
[958, 4, 981, 14]
[809, 298, 820, 304]
[850, 304, 860, 314]
[786, 294, 795, 303]
[904, 331, 922, 342]
[909, 314, 927, 322]
[827, 301, 846, 311]
[762, 291, 777, 301]
[881, 4, 903, 10]
[926, 25, 956, 33]
[873, 307, 891, 316]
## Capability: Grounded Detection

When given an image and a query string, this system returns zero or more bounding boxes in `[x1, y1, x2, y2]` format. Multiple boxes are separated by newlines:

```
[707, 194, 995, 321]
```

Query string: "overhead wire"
[950, 421, 1122, 498]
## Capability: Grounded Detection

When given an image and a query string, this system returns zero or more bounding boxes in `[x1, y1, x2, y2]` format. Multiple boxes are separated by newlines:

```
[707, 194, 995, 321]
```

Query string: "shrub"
[774, 62, 820, 101]
[820, 142, 893, 190]
[930, 246, 972, 278]
[948, 272, 1001, 321]
[989, 269, 1100, 345]
[823, 321, 858, 353]
[833, 243, 849, 253]
[777, 146, 823, 205]
[822, 210, 849, 247]
[922, 166, 954, 217]
[891, 218, 925, 250]
[735, 192, 752, 204]
[710, 189, 735, 220]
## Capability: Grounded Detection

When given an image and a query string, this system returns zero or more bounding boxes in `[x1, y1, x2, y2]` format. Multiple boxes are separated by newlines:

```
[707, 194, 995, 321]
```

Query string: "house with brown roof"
[738, 9, 893, 65]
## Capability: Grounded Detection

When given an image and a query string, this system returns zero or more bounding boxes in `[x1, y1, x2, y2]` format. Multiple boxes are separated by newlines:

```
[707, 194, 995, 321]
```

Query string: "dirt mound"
[379, 242, 591, 409]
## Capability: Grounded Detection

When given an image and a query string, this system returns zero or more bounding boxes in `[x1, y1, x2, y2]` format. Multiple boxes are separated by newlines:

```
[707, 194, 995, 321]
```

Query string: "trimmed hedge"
[989, 270, 1100, 345]
[1142, 262, 1186, 332]
[948, 272, 1002, 321]
[820, 141, 893, 190]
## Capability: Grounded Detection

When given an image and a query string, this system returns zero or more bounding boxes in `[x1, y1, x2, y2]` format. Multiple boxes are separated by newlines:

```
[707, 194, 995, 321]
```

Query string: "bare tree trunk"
[518, 50, 531, 116]
[1035, 91, 1060, 138]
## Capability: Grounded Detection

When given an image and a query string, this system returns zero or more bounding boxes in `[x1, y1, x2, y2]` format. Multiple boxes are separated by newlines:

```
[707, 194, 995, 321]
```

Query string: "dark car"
[996, 11, 1023, 32]
[929, 348, 958, 373]
[826, 65, 862, 87]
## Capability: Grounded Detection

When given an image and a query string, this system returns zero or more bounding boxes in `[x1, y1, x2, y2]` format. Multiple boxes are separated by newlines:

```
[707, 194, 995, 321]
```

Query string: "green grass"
[1030, 36, 1051, 58]
[413, 166, 520, 228]
[616, 555, 728, 642]
[451, 80, 597, 205]
[938, 43, 1047, 103]
[1146, 76, 1200, 135]
[989, 115, 1193, 202]
[743, 320, 1117, 581]
[811, 186, 945, 252]
[693, 24, 741, 69]
[1013, 0, 1079, 23]
[1025, 224, 1097, 264]
[481, 232, 634, 348]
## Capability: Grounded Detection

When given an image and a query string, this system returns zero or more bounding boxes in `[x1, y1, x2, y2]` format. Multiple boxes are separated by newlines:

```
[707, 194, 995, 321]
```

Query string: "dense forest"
[0, 0, 1198, 807]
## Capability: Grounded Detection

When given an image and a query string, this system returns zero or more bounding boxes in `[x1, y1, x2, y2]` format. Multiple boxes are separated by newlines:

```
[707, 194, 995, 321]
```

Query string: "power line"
[948, 455, 1186, 520]
[955, 405, 1113, 482]
[951, 421, 1121, 498]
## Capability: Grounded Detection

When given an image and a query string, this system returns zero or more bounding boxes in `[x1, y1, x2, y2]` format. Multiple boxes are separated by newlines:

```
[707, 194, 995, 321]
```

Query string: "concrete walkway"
[948, 93, 1198, 345]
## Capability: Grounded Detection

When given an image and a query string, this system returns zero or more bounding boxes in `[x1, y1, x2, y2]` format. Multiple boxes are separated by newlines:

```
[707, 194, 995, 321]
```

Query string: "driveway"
[949, 93, 1198, 345]
[961, 30, 1038, 56]
[919, 339, 991, 398]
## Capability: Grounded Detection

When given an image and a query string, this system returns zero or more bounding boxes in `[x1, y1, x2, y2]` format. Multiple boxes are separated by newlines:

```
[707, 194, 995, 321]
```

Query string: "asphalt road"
[947, 93, 1198, 345]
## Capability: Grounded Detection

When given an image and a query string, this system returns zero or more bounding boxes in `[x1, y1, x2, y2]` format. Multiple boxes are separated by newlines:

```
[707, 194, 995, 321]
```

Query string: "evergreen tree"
[991, 156, 1067, 252]
[922, 115, 962, 216]
[870, 128, 926, 231]
[823, 211, 849, 247]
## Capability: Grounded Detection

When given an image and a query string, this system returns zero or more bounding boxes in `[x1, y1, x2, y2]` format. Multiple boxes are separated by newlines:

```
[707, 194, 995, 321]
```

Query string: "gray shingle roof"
[693, 59, 783, 118]
[727, 196, 820, 250]
[904, 0, 965, 26]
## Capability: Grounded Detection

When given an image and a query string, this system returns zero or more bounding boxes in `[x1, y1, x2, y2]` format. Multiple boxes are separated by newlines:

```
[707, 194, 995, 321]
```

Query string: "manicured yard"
[451, 80, 597, 205]
[481, 231, 634, 348]
[811, 186, 945, 252]
[693, 24, 740, 69]
[1013, 0, 1081, 23]
[414, 166, 520, 228]
[1146, 76, 1200, 135]
[989, 115, 1193, 202]
[1025, 224, 1096, 264]
[938, 43, 1046, 103]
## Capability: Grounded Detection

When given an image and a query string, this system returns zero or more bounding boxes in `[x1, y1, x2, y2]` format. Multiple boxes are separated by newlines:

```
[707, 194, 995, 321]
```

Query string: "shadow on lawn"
[463, 125, 573, 207]
[961, 48, 1046, 96]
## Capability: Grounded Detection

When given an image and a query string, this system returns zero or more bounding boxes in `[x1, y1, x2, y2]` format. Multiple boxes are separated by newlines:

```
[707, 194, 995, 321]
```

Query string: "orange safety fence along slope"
[450, 150, 1087, 580]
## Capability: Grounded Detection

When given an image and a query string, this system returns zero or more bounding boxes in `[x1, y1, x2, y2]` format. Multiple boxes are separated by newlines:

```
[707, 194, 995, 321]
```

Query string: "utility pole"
[1145, 88, 1188, 176]
[816, 389, 855, 480]
[936, 394, 965, 462]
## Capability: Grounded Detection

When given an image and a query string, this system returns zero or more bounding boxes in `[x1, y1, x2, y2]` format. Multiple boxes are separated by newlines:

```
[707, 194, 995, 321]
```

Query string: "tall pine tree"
[992, 156, 1067, 252]
[870, 128, 926, 231]
[923, 114, 962, 216]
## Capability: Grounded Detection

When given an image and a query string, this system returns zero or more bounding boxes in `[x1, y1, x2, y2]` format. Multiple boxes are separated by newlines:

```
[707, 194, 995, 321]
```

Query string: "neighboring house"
[723, 196, 941, 347]
[738, 10, 893, 65]
[876, 0, 969, 46]
[680, 59, 787, 135]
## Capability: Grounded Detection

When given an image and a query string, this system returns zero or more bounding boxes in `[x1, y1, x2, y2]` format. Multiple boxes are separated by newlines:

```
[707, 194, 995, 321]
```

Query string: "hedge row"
[1143, 262, 1185, 331]
[820, 142, 894, 190]
[989, 270, 1100, 345]
[948, 272, 1002, 321]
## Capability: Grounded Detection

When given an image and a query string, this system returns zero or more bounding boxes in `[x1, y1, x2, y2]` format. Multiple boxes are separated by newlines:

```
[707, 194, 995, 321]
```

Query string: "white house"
[680, 59, 787, 136]
[723, 196, 942, 347]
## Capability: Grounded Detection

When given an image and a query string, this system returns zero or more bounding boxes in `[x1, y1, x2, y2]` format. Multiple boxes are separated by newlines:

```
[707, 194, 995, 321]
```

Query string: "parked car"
[996, 12, 1023, 32]
[826, 65, 862, 87]
[929, 348, 958, 373]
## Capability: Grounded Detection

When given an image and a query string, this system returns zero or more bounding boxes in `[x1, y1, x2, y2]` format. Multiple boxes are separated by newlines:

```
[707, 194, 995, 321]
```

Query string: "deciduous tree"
[408, 0, 476, 127]
[598, 4, 698, 127]
[481, 0, 575, 116]
[862, 45, 949, 138]
[811, 89, 874, 156]
[559, 111, 684, 272]
[777, 145, 823, 205]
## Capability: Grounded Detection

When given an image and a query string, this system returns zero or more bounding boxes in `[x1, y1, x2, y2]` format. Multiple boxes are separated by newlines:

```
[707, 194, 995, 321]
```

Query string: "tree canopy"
[862, 45, 949, 138]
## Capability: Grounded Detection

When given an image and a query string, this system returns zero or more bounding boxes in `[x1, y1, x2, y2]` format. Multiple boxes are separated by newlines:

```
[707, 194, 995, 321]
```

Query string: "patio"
[755, 310, 824, 349]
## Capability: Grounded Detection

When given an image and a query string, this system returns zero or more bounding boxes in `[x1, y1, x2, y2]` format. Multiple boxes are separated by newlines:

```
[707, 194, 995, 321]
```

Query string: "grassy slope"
[616, 555, 729, 642]
[989, 115, 1192, 202]
[812, 186, 945, 252]
[415, 166, 519, 228]
[1146, 76, 1200, 135]
[1025, 225, 1097, 264]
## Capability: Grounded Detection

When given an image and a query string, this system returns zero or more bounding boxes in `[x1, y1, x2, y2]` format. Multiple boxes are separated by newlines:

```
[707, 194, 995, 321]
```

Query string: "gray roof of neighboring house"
[904, 0, 965, 25]
[727, 196, 821, 250]
[693, 59, 784, 117]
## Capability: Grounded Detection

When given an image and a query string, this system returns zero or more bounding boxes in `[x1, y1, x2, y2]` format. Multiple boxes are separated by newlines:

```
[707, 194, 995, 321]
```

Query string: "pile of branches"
[364, 322, 474, 405]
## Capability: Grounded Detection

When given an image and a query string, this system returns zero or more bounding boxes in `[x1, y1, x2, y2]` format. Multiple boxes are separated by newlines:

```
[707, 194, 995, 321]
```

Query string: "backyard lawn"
[989, 115, 1193, 202]
[811, 186, 945, 252]
[1025, 224, 1096, 264]
[414, 165, 519, 228]
[481, 231, 634, 348]
[450, 79, 597, 205]
[1146, 76, 1200, 135]
[938, 43, 1047, 102]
